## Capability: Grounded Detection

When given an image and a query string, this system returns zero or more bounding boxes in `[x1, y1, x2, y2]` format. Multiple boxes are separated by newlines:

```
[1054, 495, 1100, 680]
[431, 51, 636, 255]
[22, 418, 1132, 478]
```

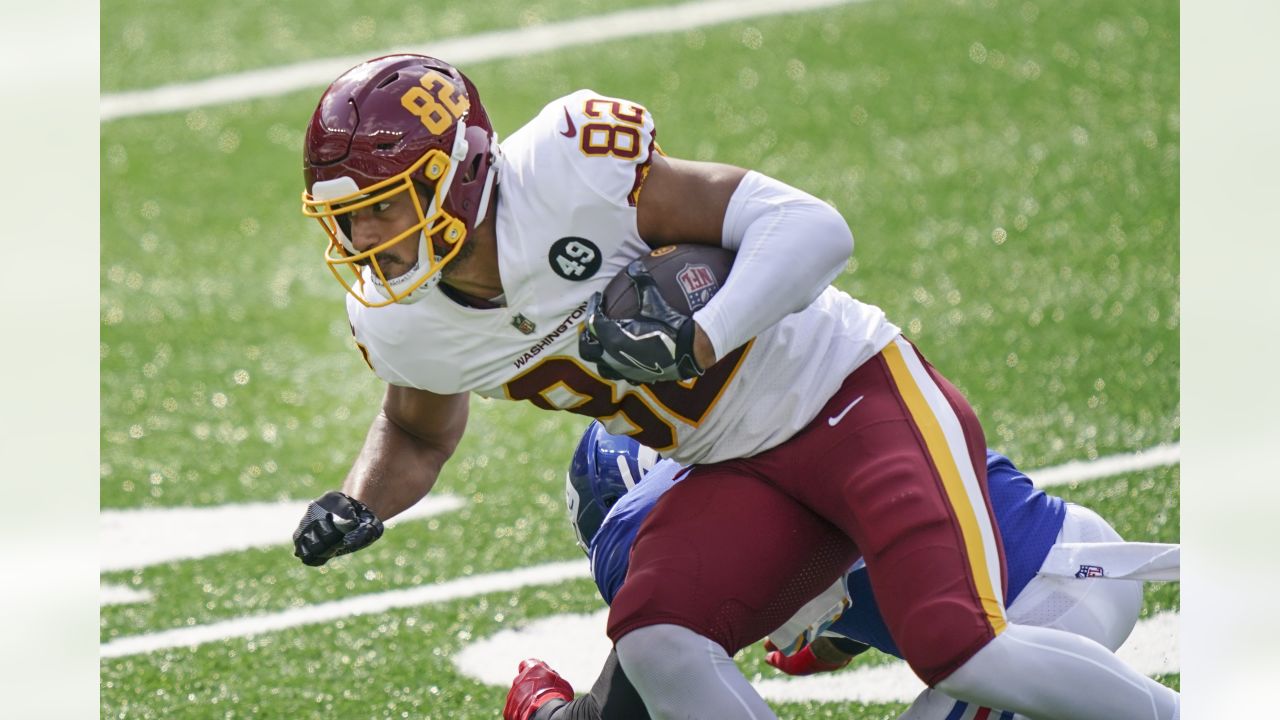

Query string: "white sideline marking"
[1034, 443, 1180, 488]
[99, 494, 464, 572]
[99, 0, 866, 121]
[99, 560, 590, 659]
[451, 608, 1180, 700]
[101, 584, 153, 606]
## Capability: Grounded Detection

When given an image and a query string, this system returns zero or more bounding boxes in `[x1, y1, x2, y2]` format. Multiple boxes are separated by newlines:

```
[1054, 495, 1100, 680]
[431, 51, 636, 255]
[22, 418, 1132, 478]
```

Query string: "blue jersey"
[590, 462, 690, 605]
[588, 450, 1065, 658]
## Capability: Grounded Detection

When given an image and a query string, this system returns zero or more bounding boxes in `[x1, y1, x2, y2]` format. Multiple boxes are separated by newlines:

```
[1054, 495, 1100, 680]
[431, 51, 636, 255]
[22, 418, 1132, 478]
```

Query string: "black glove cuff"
[675, 319, 704, 379]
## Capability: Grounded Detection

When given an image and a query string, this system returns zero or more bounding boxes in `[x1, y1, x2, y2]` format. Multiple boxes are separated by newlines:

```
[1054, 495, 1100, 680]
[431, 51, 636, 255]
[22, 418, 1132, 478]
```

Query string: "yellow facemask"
[301, 148, 467, 307]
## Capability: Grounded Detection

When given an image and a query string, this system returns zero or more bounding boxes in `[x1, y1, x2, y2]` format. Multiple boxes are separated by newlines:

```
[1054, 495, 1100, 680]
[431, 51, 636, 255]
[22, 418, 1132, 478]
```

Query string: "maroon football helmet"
[301, 54, 498, 306]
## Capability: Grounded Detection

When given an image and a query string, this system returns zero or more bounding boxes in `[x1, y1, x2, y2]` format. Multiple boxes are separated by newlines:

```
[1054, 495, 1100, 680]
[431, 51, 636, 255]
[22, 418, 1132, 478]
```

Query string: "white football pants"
[616, 622, 778, 719]
[904, 503, 1175, 720]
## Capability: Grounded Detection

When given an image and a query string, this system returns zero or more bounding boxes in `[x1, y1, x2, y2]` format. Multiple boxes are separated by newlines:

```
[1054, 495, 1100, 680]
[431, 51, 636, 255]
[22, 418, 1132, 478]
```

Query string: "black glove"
[292, 491, 384, 566]
[579, 261, 703, 384]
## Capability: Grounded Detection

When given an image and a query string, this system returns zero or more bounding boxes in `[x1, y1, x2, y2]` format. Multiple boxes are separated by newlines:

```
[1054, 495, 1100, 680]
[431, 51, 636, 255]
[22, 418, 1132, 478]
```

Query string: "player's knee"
[614, 625, 712, 703]
[617, 624, 778, 720]
[896, 599, 998, 686]
[931, 631, 1017, 708]
[613, 625, 665, 678]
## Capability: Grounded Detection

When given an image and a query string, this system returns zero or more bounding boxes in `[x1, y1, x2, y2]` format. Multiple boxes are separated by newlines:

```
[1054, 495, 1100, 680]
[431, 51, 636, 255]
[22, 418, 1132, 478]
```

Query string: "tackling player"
[289, 55, 1179, 719]
[503, 422, 1178, 720]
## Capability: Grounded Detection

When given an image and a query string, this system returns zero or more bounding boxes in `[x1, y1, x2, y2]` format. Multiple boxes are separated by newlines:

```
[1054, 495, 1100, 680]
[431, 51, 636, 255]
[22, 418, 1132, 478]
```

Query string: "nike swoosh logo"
[559, 107, 577, 138]
[827, 395, 865, 426]
[619, 349, 663, 375]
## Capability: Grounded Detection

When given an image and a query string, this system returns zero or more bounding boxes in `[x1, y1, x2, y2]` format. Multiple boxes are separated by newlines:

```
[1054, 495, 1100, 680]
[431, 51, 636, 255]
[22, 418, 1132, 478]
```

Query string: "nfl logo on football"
[677, 263, 720, 312]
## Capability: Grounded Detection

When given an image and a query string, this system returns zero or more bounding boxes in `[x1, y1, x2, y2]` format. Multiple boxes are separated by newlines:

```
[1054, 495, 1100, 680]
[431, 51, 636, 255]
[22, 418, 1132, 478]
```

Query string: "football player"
[291, 55, 1179, 719]
[502, 422, 1179, 720]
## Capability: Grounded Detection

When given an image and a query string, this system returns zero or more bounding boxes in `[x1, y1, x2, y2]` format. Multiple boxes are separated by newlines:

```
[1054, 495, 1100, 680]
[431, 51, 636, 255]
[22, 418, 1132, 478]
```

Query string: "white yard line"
[100, 560, 590, 659]
[101, 584, 153, 607]
[99, 494, 464, 572]
[1034, 443, 1180, 487]
[100, 0, 867, 122]
[100, 442, 1178, 659]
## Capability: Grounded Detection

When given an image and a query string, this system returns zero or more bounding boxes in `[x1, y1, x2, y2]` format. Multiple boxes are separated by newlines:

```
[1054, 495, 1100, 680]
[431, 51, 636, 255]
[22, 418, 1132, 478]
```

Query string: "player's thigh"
[1007, 504, 1143, 651]
[754, 338, 1003, 684]
[605, 467, 858, 654]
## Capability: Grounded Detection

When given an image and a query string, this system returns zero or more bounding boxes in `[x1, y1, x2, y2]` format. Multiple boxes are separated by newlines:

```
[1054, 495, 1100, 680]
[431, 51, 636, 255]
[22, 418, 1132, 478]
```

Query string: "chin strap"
[474, 133, 502, 226]
[361, 235, 443, 305]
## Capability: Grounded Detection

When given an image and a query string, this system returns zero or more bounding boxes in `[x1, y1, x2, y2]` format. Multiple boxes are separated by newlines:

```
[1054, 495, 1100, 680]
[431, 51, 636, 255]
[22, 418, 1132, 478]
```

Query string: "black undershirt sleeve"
[828, 636, 871, 657]
[533, 648, 650, 720]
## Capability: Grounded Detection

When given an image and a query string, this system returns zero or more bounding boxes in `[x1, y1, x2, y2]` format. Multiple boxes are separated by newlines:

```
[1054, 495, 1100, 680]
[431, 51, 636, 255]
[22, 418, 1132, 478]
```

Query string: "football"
[601, 244, 736, 319]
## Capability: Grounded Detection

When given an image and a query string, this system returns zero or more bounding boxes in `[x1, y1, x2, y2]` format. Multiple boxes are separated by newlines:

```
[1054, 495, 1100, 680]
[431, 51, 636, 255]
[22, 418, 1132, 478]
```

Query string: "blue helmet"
[565, 421, 658, 553]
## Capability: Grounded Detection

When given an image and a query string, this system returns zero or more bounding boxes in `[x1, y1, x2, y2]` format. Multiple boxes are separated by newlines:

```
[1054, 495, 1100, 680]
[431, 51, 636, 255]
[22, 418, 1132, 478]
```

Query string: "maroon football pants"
[606, 336, 1007, 685]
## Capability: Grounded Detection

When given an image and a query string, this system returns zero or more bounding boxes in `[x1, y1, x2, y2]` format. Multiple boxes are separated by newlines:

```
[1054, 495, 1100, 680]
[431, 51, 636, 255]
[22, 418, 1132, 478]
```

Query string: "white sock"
[615, 624, 778, 720]
[936, 623, 1179, 720]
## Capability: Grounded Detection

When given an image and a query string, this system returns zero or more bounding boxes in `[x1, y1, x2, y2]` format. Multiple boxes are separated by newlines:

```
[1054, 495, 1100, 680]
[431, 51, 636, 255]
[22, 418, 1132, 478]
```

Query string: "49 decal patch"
[548, 237, 602, 281]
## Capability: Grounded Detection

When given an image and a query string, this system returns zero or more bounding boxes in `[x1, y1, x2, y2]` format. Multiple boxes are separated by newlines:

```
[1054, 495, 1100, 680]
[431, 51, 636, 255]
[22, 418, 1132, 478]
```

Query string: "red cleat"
[503, 658, 575, 720]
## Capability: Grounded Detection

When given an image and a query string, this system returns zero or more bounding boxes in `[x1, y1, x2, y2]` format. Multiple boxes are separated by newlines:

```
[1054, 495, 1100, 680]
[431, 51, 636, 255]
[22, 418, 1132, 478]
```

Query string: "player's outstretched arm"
[293, 384, 468, 566]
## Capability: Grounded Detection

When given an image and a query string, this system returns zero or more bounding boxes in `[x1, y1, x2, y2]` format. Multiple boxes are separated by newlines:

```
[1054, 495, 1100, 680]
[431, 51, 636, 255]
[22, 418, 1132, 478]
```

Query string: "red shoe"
[503, 659, 574, 720]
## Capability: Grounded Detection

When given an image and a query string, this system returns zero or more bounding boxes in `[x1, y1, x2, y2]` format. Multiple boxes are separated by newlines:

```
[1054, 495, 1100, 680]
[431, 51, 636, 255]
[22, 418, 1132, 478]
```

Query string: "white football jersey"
[348, 89, 901, 464]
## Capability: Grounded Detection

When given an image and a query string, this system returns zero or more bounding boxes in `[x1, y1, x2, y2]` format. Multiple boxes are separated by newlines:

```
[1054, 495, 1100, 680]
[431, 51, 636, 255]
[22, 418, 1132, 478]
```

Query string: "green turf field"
[101, 0, 1178, 716]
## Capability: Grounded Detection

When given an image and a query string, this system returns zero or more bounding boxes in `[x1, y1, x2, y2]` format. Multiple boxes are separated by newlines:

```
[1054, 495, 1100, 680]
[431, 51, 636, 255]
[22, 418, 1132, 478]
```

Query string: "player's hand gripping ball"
[581, 261, 700, 383]
[580, 244, 734, 384]
[292, 491, 384, 566]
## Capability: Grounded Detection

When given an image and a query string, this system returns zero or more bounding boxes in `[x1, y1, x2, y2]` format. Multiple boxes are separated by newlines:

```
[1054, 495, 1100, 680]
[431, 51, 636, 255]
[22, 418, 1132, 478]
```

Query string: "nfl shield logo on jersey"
[676, 263, 720, 312]
[511, 313, 537, 335]
[1075, 564, 1105, 578]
